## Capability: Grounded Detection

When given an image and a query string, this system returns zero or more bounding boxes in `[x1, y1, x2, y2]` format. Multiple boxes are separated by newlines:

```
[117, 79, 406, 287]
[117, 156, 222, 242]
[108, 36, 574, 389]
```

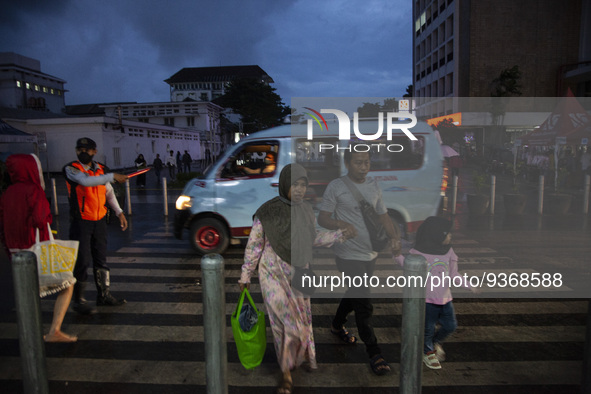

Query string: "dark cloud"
[0, 0, 70, 27]
[0, 0, 411, 105]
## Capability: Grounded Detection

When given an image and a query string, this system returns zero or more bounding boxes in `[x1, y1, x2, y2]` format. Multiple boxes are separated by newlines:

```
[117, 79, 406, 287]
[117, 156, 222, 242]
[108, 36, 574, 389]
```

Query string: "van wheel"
[190, 218, 230, 255]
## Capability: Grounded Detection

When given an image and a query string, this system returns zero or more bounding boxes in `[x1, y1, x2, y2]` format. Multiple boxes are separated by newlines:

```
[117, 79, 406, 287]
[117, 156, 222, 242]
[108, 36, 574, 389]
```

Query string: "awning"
[0, 119, 37, 143]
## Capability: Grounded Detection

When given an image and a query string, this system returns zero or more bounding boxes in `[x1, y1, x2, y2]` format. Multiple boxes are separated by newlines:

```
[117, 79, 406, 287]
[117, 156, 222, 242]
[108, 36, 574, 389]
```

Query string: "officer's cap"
[76, 137, 97, 149]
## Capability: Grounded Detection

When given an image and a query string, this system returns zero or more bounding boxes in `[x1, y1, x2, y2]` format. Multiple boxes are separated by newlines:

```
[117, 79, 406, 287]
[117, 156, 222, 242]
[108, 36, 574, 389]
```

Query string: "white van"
[174, 120, 445, 255]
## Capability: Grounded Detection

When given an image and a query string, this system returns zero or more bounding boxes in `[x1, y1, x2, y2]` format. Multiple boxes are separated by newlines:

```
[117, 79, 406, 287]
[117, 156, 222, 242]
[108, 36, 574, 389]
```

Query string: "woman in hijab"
[239, 163, 348, 394]
[395, 216, 478, 370]
[0, 154, 77, 342]
[134, 153, 147, 188]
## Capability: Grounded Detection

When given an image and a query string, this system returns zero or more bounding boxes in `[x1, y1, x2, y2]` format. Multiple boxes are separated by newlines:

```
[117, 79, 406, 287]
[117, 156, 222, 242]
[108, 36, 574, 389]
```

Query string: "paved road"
[0, 178, 590, 393]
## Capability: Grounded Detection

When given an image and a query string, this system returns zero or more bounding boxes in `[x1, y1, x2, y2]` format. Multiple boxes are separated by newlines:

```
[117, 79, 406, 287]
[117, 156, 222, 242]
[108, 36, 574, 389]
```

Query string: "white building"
[0, 52, 67, 114]
[1, 110, 204, 173]
[0, 54, 226, 173]
[164, 65, 273, 102]
[100, 100, 223, 162]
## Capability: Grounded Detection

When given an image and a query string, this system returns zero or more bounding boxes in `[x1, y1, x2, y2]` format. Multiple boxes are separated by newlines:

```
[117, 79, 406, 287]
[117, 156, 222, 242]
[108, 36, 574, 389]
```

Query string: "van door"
[214, 140, 280, 237]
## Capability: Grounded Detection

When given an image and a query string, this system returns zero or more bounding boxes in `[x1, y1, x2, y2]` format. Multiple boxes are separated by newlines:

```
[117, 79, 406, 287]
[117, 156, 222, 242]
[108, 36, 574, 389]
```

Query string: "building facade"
[100, 100, 224, 163]
[0, 52, 67, 114]
[412, 0, 584, 119]
[0, 54, 227, 173]
[164, 65, 273, 103]
[2, 112, 205, 173]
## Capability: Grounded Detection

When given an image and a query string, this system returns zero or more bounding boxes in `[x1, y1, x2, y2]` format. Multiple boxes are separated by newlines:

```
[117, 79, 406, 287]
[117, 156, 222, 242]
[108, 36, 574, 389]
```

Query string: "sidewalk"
[441, 163, 591, 232]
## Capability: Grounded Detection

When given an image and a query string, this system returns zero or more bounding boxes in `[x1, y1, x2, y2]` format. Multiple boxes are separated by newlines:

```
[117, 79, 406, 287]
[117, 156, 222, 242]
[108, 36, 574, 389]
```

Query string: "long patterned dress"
[240, 217, 341, 373]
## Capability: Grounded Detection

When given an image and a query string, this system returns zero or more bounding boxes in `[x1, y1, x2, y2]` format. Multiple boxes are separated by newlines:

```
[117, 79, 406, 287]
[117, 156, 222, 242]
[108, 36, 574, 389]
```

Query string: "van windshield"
[218, 141, 279, 179]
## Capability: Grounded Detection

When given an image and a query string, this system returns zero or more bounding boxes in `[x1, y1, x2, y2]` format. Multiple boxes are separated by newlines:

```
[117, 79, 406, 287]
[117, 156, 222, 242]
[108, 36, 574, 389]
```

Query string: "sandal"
[331, 326, 357, 344]
[369, 354, 391, 376]
[276, 378, 293, 394]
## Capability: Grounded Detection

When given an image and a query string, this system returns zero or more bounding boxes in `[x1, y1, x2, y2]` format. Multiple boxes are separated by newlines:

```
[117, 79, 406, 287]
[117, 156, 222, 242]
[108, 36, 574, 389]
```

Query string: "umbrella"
[440, 145, 459, 157]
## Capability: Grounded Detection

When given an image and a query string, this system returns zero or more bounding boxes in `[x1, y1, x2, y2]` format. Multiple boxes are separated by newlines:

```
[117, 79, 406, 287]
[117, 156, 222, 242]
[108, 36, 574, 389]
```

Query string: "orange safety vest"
[64, 161, 108, 221]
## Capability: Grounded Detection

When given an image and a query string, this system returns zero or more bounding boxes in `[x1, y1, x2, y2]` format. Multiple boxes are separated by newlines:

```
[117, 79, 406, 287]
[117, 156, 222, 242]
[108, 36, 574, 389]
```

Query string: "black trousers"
[70, 217, 109, 283]
[332, 256, 380, 358]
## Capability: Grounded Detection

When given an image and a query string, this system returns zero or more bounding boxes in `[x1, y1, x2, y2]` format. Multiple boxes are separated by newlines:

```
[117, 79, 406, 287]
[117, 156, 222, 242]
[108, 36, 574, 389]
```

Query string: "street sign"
[399, 100, 409, 112]
[33, 131, 47, 152]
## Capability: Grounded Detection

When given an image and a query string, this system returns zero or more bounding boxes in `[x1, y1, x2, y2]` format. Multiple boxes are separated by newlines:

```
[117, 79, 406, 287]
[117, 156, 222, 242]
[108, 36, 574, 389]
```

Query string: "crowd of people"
[128, 150, 197, 187]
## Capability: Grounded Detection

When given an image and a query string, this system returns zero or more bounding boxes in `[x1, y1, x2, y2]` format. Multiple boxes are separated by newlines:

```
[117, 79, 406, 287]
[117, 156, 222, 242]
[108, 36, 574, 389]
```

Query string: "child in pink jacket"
[396, 216, 477, 370]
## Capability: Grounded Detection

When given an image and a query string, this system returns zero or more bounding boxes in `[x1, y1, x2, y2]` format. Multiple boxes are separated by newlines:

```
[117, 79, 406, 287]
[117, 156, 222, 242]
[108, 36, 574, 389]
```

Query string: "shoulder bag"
[342, 176, 390, 252]
[27, 223, 78, 297]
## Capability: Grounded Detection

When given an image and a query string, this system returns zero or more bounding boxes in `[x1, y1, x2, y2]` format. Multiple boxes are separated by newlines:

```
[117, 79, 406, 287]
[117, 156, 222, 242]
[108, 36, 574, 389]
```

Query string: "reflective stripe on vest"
[66, 161, 108, 221]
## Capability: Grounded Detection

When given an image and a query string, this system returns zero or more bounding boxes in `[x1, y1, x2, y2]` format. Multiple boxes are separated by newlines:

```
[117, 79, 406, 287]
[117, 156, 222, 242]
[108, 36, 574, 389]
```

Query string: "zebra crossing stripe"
[0, 323, 584, 344]
[0, 358, 581, 387]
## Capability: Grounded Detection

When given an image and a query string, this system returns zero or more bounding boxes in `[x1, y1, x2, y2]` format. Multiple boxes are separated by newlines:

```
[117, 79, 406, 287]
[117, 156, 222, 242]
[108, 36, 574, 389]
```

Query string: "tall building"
[0, 52, 67, 114]
[412, 0, 585, 119]
[164, 65, 273, 102]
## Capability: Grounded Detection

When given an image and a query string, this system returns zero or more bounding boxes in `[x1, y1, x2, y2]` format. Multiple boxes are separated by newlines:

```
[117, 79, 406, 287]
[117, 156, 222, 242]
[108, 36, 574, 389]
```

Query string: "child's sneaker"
[434, 343, 446, 362]
[423, 352, 442, 369]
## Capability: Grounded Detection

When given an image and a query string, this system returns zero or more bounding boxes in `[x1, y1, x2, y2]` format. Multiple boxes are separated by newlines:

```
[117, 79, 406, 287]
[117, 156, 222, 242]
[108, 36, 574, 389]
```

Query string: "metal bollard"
[163, 178, 168, 216]
[538, 175, 545, 215]
[451, 175, 458, 215]
[489, 175, 496, 215]
[51, 178, 59, 216]
[201, 254, 228, 394]
[583, 175, 590, 215]
[11, 251, 49, 394]
[125, 179, 132, 216]
[583, 301, 591, 393]
[400, 254, 427, 394]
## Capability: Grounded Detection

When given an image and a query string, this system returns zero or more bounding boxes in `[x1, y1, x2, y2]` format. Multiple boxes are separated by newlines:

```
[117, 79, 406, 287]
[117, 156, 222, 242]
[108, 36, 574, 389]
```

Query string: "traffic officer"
[63, 137, 128, 315]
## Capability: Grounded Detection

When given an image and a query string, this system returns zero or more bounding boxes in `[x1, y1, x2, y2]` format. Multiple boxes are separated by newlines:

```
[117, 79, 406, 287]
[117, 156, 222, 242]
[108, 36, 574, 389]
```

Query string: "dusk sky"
[0, 0, 412, 107]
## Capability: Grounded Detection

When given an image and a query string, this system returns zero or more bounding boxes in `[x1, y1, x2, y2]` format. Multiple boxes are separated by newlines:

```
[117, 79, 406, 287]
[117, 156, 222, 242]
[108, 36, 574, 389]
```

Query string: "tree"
[490, 65, 522, 97]
[434, 118, 460, 146]
[490, 65, 522, 126]
[356, 102, 382, 118]
[403, 84, 413, 98]
[356, 98, 399, 117]
[214, 79, 290, 134]
[381, 98, 398, 112]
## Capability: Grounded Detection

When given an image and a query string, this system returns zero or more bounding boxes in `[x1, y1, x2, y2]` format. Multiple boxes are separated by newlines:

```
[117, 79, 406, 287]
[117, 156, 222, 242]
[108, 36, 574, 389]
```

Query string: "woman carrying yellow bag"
[239, 163, 348, 394]
[0, 154, 77, 343]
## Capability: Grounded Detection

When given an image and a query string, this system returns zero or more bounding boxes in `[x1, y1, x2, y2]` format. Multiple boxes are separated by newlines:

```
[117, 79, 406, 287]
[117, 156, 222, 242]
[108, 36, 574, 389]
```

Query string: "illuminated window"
[34, 85, 39, 91]
[16, 81, 21, 88]
[26, 83, 31, 89]
[43, 87, 48, 93]
[51, 89, 54, 94]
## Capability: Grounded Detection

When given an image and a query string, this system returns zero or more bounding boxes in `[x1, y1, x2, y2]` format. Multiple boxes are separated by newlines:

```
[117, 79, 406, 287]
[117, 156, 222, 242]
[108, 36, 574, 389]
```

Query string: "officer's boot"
[94, 269, 126, 306]
[72, 281, 97, 315]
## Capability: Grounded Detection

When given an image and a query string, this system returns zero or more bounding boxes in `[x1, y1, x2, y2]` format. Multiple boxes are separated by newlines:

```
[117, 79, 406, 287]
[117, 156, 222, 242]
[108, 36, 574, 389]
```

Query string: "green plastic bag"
[231, 288, 267, 369]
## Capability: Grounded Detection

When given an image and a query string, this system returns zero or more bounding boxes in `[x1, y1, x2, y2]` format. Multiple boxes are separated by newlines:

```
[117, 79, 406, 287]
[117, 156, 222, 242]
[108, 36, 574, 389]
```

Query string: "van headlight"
[175, 195, 192, 210]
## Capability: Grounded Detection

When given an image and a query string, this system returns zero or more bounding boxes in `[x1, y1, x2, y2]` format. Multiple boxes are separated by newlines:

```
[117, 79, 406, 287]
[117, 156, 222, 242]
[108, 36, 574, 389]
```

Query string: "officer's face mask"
[77, 152, 94, 165]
